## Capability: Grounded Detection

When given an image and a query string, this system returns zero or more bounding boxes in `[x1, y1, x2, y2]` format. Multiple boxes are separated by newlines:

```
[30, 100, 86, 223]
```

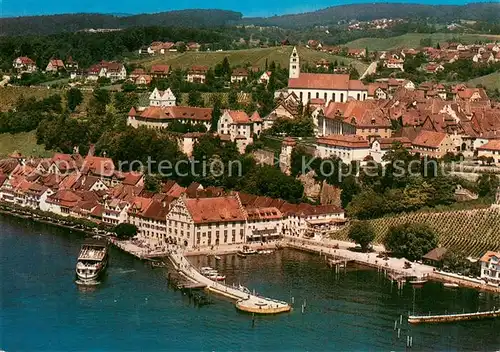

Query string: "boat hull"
[76, 256, 108, 284]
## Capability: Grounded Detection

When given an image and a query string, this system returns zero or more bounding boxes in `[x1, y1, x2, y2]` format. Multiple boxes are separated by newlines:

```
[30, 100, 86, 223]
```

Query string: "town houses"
[0, 151, 347, 249]
[13, 57, 37, 74]
[86, 61, 127, 82]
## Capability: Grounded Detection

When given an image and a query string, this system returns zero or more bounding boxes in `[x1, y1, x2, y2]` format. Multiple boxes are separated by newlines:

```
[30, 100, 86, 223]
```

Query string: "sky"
[0, 0, 494, 18]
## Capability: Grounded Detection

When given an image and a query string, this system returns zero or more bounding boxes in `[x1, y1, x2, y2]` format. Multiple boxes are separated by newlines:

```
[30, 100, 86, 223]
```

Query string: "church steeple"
[289, 46, 300, 79]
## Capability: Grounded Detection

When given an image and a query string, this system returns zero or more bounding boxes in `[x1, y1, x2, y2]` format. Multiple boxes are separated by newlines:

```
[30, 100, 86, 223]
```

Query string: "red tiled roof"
[189, 65, 209, 74]
[232, 68, 248, 76]
[412, 130, 448, 149]
[246, 207, 282, 220]
[479, 251, 500, 263]
[16, 56, 35, 64]
[317, 134, 370, 148]
[324, 100, 391, 128]
[348, 80, 366, 90]
[81, 156, 115, 177]
[477, 140, 500, 151]
[47, 190, 82, 207]
[49, 59, 64, 68]
[375, 137, 412, 150]
[227, 110, 252, 124]
[289, 73, 350, 90]
[134, 106, 212, 121]
[184, 196, 246, 224]
[151, 65, 170, 74]
[250, 111, 262, 122]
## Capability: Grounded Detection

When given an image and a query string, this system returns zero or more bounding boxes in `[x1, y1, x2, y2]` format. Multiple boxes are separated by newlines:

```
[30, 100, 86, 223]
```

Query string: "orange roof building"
[287, 47, 367, 106]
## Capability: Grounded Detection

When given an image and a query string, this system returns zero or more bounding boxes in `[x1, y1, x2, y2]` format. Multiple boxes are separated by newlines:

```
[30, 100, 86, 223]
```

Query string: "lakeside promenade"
[1, 205, 498, 294]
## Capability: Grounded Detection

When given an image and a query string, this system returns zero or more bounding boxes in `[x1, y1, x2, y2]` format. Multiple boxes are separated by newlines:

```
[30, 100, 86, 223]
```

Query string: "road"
[360, 61, 377, 79]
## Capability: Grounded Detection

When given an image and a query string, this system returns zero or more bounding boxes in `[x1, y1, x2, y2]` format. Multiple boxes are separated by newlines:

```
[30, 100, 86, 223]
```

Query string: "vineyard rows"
[332, 207, 500, 257]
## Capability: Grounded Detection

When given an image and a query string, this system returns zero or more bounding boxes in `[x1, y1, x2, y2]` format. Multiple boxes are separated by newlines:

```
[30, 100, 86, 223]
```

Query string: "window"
[324, 93, 327, 101]
[299, 92, 303, 101]
[357, 93, 360, 100]
[340, 93, 344, 102]
[316, 92, 319, 99]
[307, 92, 311, 100]
[332, 93, 336, 101]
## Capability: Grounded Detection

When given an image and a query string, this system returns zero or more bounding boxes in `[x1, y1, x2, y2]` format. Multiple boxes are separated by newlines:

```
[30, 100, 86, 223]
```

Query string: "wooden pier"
[167, 250, 291, 315]
[408, 309, 500, 324]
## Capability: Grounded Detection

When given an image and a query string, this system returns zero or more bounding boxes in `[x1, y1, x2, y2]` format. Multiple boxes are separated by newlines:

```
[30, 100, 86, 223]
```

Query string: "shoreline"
[1, 205, 499, 294]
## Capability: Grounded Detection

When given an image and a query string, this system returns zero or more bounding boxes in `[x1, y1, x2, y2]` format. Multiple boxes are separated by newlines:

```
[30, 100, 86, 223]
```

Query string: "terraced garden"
[332, 207, 500, 257]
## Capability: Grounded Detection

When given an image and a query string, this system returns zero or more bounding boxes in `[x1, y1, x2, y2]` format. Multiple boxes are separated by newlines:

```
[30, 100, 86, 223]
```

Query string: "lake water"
[1, 213, 499, 351]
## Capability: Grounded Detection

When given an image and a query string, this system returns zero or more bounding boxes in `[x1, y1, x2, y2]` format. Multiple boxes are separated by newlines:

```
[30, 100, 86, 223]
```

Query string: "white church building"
[149, 88, 177, 107]
[287, 47, 368, 105]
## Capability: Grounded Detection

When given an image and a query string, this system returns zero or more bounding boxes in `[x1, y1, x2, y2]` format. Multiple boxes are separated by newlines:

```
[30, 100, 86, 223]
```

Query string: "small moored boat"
[443, 283, 459, 288]
[238, 246, 258, 256]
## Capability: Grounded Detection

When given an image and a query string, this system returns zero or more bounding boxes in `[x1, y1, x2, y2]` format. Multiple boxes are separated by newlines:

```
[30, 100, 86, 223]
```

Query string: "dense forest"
[1, 3, 500, 36]
[0, 27, 232, 70]
[0, 10, 243, 36]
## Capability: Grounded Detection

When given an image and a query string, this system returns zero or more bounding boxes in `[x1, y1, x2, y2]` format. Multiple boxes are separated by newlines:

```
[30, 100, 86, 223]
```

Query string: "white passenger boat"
[75, 240, 108, 284]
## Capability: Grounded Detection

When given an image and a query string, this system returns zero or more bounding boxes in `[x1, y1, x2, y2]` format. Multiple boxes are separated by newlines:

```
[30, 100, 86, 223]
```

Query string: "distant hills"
[242, 2, 500, 28]
[1, 3, 500, 36]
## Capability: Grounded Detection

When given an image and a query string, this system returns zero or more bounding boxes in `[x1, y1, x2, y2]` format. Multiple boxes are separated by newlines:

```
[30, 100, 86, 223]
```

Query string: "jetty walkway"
[409, 308, 500, 324]
[167, 249, 291, 315]
[284, 237, 434, 280]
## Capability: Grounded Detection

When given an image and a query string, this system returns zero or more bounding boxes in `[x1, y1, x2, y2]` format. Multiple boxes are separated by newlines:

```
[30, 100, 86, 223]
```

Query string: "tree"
[222, 57, 231, 76]
[348, 221, 375, 252]
[66, 88, 83, 112]
[188, 91, 204, 107]
[384, 223, 438, 261]
[476, 173, 499, 197]
[114, 223, 138, 239]
[228, 90, 239, 109]
[210, 94, 222, 132]
[144, 174, 160, 193]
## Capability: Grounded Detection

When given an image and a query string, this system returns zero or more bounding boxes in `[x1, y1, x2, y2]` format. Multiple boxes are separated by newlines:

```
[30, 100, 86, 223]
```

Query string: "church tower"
[289, 46, 300, 79]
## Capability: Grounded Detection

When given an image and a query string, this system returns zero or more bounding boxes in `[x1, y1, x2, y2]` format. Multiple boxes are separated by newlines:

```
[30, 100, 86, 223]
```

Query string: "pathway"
[283, 236, 435, 279]
[360, 61, 377, 79]
[168, 249, 291, 314]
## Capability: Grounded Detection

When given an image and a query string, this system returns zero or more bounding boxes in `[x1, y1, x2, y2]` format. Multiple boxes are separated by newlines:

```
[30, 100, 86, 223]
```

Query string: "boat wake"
[75, 279, 101, 286]
[111, 268, 136, 275]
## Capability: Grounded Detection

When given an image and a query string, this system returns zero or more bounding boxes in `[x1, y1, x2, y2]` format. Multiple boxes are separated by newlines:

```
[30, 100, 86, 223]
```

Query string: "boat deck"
[78, 246, 106, 261]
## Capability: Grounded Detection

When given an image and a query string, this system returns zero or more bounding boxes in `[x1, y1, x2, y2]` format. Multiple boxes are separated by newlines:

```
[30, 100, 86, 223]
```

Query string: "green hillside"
[468, 71, 500, 91]
[0, 131, 54, 158]
[345, 33, 500, 51]
[0, 86, 92, 113]
[331, 208, 500, 257]
[133, 46, 368, 75]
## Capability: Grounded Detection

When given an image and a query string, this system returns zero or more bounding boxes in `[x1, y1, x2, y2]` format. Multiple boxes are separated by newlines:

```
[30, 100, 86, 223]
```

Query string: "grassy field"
[468, 71, 500, 90]
[132, 46, 369, 75]
[345, 33, 500, 51]
[331, 208, 500, 257]
[0, 131, 54, 158]
[0, 86, 92, 112]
